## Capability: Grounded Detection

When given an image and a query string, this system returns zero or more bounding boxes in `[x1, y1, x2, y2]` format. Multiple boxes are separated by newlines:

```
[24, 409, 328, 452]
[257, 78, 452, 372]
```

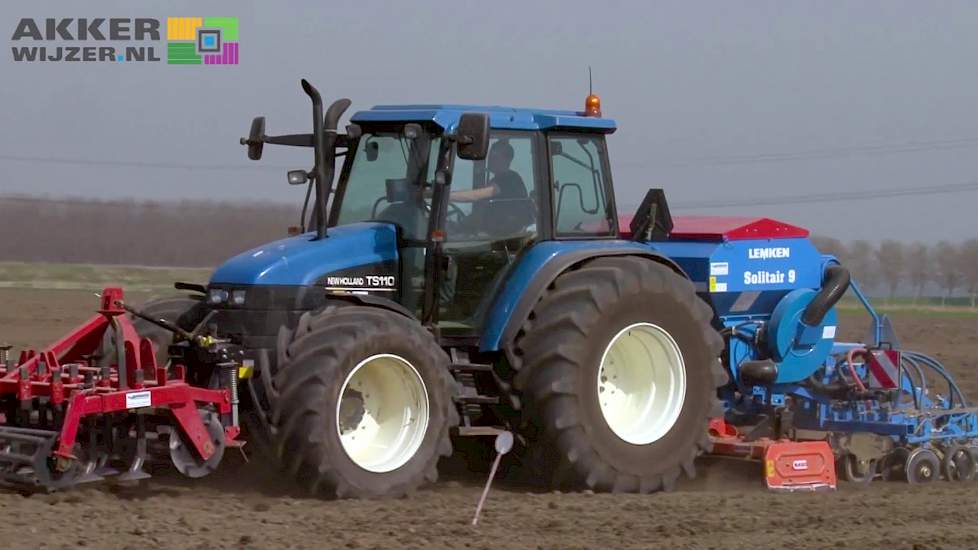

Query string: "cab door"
[437, 131, 544, 333]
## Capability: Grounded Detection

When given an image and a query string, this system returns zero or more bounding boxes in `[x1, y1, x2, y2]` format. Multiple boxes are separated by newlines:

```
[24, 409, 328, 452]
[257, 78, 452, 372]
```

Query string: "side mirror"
[365, 140, 380, 162]
[455, 112, 489, 160]
[345, 123, 363, 139]
[244, 116, 266, 160]
[287, 170, 309, 185]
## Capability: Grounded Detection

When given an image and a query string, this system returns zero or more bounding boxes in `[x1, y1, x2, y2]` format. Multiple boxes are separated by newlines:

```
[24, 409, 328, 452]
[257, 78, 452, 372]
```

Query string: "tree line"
[0, 196, 298, 267]
[811, 236, 978, 306]
[2, 196, 976, 305]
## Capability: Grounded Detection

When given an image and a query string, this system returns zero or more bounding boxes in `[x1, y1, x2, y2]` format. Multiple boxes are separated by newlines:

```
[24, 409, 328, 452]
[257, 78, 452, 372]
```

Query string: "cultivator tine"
[117, 415, 151, 483]
[94, 416, 119, 478]
[0, 288, 239, 494]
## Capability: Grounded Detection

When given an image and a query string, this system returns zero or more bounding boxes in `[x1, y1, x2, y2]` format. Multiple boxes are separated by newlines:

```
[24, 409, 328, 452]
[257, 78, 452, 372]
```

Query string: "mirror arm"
[299, 181, 313, 234]
[264, 133, 314, 147]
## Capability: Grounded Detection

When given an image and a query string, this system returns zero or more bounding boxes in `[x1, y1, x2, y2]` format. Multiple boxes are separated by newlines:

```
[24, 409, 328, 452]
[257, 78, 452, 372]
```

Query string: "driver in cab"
[447, 140, 532, 236]
[449, 140, 527, 204]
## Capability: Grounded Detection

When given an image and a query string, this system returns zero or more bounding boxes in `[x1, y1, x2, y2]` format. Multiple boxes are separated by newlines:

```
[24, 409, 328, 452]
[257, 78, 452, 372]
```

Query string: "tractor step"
[456, 426, 508, 437]
[449, 362, 494, 373]
[454, 395, 500, 405]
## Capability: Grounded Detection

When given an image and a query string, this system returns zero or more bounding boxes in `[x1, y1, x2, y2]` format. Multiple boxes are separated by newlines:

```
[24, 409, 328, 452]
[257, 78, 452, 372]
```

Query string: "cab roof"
[350, 104, 616, 134]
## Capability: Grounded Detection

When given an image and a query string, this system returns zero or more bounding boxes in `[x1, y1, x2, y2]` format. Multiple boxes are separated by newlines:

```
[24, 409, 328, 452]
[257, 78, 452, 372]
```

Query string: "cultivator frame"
[0, 288, 241, 491]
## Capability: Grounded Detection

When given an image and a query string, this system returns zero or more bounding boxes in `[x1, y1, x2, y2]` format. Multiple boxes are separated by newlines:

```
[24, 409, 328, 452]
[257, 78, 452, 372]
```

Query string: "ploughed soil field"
[1, 288, 977, 550]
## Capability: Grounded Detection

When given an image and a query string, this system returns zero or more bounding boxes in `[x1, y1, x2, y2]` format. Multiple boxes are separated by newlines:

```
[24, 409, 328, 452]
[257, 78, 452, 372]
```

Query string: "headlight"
[208, 288, 229, 305]
[230, 290, 247, 306]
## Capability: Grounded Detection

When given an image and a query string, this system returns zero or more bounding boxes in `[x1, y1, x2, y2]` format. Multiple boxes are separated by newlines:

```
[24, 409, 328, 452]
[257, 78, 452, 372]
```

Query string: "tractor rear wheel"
[272, 306, 458, 498]
[513, 256, 725, 492]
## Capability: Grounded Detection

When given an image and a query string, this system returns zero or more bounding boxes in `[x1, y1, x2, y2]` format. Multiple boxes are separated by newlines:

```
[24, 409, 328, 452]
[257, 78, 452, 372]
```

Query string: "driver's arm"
[449, 184, 498, 203]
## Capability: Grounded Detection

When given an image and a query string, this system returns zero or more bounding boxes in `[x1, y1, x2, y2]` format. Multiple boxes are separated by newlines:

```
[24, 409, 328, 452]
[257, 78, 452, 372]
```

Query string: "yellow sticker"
[766, 459, 775, 477]
[238, 359, 255, 379]
[709, 276, 717, 292]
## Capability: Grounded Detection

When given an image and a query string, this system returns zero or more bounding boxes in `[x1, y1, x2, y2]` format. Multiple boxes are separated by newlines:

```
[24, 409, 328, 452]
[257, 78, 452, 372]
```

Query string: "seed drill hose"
[802, 265, 851, 327]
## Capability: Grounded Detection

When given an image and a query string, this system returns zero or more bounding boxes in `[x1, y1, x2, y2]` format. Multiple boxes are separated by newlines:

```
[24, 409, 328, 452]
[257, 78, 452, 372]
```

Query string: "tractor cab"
[330, 104, 620, 334]
[226, 83, 622, 346]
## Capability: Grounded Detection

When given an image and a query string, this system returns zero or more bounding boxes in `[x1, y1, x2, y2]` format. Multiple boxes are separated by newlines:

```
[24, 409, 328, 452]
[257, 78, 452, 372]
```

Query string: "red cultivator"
[0, 288, 241, 491]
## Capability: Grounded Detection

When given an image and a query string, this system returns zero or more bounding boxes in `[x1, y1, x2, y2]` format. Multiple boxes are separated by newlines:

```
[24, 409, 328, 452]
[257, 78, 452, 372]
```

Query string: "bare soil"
[1, 288, 977, 550]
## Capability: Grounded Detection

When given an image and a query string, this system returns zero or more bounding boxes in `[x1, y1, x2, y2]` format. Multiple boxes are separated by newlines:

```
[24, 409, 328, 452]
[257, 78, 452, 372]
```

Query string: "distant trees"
[801, 237, 978, 306]
[1, 197, 975, 308]
[961, 239, 978, 309]
[933, 241, 962, 306]
[810, 236, 846, 262]
[905, 242, 930, 305]
[846, 240, 879, 292]
[875, 240, 904, 301]
[0, 197, 297, 267]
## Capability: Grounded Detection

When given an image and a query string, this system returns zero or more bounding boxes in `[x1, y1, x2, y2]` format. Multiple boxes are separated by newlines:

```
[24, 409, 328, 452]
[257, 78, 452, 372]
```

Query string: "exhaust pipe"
[300, 79, 351, 240]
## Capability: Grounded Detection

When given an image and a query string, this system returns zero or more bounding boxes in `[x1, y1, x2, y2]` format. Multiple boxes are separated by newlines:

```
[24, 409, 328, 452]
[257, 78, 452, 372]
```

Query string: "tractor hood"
[209, 222, 399, 286]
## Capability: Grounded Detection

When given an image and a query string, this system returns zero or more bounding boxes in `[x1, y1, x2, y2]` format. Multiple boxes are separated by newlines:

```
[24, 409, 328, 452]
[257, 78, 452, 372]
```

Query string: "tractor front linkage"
[0, 288, 242, 491]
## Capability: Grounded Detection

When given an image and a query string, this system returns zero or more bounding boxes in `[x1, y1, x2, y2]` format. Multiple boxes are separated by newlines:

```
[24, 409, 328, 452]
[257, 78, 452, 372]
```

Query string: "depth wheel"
[513, 256, 725, 493]
[905, 448, 940, 484]
[273, 306, 457, 498]
[942, 445, 976, 482]
[169, 410, 226, 478]
[839, 454, 876, 484]
[880, 447, 910, 481]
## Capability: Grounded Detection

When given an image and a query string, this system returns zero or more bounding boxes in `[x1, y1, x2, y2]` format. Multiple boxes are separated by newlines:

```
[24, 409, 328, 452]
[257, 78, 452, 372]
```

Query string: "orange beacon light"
[584, 93, 602, 117]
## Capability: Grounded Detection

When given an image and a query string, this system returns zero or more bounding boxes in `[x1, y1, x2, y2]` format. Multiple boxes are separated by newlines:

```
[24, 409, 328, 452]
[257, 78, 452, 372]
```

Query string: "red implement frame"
[709, 418, 836, 491]
[0, 288, 237, 462]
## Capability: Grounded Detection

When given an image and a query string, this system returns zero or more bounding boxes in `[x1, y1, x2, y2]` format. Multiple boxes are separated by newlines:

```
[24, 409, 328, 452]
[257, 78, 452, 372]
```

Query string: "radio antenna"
[588, 66, 593, 95]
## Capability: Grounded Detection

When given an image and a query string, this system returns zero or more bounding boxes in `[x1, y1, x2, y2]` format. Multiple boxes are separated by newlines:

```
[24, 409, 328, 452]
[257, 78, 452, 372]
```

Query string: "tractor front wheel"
[272, 306, 458, 498]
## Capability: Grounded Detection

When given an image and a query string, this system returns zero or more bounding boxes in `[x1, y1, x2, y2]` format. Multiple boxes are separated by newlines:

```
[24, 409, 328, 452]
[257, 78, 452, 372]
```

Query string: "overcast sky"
[2, 1, 977, 242]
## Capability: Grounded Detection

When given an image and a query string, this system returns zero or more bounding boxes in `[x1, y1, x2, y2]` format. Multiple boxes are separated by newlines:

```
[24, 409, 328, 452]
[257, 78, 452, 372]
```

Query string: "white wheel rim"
[336, 354, 430, 473]
[597, 322, 686, 445]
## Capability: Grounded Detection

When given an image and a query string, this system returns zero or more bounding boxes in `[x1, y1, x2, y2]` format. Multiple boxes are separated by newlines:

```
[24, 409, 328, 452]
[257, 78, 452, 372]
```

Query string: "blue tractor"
[128, 81, 976, 497]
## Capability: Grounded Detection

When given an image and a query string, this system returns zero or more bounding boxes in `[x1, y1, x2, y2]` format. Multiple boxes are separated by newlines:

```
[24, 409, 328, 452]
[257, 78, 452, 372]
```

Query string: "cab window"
[549, 134, 614, 237]
[335, 131, 438, 241]
[437, 131, 539, 328]
[448, 132, 537, 241]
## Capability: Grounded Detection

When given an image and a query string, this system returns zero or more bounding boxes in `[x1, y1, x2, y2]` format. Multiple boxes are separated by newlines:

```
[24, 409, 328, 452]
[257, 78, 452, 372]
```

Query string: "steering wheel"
[446, 202, 467, 223]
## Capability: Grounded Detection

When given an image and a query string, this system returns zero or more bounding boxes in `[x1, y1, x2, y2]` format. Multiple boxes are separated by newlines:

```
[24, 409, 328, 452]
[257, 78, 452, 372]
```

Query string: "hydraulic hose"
[802, 265, 851, 326]
[805, 371, 851, 399]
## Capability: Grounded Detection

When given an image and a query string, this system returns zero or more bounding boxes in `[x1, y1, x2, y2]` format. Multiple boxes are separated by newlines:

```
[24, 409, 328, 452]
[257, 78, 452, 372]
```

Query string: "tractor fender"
[481, 241, 687, 353]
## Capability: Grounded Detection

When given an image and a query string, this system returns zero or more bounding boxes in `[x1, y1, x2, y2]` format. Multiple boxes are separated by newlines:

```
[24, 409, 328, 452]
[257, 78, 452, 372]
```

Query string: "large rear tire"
[513, 256, 725, 492]
[272, 306, 458, 498]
